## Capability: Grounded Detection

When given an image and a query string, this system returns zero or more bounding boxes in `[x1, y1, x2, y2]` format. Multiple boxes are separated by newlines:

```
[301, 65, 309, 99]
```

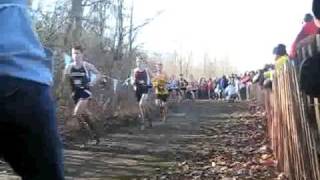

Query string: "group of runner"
[164, 73, 255, 102]
[130, 57, 192, 130]
[62, 34, 309, 144]
[1, 1, 319, 179]
[62, 51, 185, 138]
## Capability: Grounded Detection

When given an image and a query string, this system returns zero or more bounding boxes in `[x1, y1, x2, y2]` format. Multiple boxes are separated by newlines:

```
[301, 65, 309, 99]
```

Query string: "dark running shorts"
[72, 88, 92, 104]
[156, 94, 169, 102]
[135, 85, 148, 102]
[168, 88, 179, 92]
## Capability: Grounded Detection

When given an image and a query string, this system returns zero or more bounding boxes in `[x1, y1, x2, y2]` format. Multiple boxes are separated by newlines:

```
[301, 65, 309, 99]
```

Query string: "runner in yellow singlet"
[152, 62, 169, 122]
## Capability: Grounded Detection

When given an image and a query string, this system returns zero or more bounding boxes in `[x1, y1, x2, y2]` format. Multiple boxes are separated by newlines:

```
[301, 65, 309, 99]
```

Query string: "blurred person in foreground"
[313, 0, 320, 27]
[0, 0, 64, 179]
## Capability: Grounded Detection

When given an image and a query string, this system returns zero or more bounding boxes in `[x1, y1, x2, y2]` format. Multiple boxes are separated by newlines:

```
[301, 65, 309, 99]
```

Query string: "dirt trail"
[0, 100, 279, 180]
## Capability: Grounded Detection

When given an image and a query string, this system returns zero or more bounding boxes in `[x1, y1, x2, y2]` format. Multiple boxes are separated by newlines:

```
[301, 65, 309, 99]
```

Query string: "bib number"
[74, 79, 82, 85]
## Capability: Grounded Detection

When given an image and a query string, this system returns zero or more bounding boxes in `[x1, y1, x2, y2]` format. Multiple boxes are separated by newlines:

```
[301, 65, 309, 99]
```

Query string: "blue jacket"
[219, 78, 228, 89]
[0, 0, 52, 85]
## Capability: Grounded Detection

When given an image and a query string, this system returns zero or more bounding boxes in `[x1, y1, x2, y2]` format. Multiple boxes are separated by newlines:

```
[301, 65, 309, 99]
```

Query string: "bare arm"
[131, 69, 137, 86]
[86, 62, 102, 86]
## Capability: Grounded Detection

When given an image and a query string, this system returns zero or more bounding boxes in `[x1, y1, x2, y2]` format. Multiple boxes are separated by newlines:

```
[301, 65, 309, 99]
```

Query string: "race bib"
[74, 79, 82, 85]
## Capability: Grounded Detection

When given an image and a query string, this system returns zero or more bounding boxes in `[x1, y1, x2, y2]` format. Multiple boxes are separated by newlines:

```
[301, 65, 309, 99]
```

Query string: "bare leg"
[139, 94, 149, 130]
[73, 99, 88, 131]
[81, 113, 100, 144]
[138, 104, 145, 130]
[73, 98, 91, 116]
[191, 91, 195, 100]
[162, 101, 167, 122]
[74, 99, 100, 144]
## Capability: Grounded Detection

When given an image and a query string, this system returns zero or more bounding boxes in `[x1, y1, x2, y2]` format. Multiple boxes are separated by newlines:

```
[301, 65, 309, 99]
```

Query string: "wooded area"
[29, 0, 239, 135]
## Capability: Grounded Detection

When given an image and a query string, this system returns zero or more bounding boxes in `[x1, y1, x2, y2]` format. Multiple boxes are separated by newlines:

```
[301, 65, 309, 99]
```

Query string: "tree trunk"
[128, 0, 134, 56]
[114, 0, 124, 61]
[71, 0, 84, 43]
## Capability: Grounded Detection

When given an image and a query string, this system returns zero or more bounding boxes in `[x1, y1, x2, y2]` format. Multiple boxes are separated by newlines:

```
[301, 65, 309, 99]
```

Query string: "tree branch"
[82, 0, 111, 7]
[123, 10, 164, 37]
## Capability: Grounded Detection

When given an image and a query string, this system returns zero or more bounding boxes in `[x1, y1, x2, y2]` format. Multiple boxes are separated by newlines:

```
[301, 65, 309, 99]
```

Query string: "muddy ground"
[0, 100, 281, 180]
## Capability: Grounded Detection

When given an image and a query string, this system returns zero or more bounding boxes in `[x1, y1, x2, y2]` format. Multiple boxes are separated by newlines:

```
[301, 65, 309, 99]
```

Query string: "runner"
[186, 81, 197, 100]
[63, 45, 102, 145]
[167, 75, 179, 102]
[178, 74, 188, 101]
[131, 57, 152, 130]
[152, 62, 169, 122]
[192, 81, 199, 100]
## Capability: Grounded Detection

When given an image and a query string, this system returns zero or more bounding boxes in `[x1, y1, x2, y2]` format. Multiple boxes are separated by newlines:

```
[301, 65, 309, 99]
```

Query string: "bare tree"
[128, 0, 134, 56]
[72, 0, 84, 42]
[185, 52, 193, 77]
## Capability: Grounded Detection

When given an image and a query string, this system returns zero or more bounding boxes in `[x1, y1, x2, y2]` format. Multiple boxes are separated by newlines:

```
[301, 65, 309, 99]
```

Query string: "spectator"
[201, 79, 208, 99]
[241, 72, 251, 85]
[263, 66, 275, 90]
[207, 78, 214, 99]
[224, 82, 238, 102]
[313, 0, 320, 27]
[220, 75, 229, 90]
[198, 78, 205, 99]
[234, 76, 242, 100]
[214, 82, 222, 100]
[0, 1, 64, 179]
[274, 44, 289, 72]
[290, 13, 318, 59]
[238, 74, 248, 100]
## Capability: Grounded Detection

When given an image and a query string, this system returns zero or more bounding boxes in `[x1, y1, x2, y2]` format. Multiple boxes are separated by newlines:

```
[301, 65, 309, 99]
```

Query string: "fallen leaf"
[220, 166, 228, 172]
[277, 172, 288, 180]
[261, 154, 272, 160]
[259, 159, 276, 167]
[258, 145, 269, 153]
[182, 165, 189, 172]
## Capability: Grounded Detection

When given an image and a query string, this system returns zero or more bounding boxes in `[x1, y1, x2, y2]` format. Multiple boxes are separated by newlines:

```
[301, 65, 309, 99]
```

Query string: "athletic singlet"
[69, 65, 90, 91]
[152, 74, 168, 95]
[134, 70, 148, 85]
[179, 79, 188, 89]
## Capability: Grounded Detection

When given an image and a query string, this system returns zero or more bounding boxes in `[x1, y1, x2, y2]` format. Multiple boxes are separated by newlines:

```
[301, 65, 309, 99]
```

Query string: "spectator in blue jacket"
[0, 0, 64, 179]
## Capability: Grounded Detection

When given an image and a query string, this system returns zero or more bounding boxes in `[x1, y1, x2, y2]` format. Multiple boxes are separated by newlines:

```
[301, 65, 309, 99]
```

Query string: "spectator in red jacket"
[290, 13, 318, 59]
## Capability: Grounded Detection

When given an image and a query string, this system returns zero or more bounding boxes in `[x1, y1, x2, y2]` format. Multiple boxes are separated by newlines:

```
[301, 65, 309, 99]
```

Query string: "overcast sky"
[34, 0, 313, 72]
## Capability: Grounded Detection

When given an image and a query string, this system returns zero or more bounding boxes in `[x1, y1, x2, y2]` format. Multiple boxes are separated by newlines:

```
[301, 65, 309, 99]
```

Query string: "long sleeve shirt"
[0, 0, 53, 85]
